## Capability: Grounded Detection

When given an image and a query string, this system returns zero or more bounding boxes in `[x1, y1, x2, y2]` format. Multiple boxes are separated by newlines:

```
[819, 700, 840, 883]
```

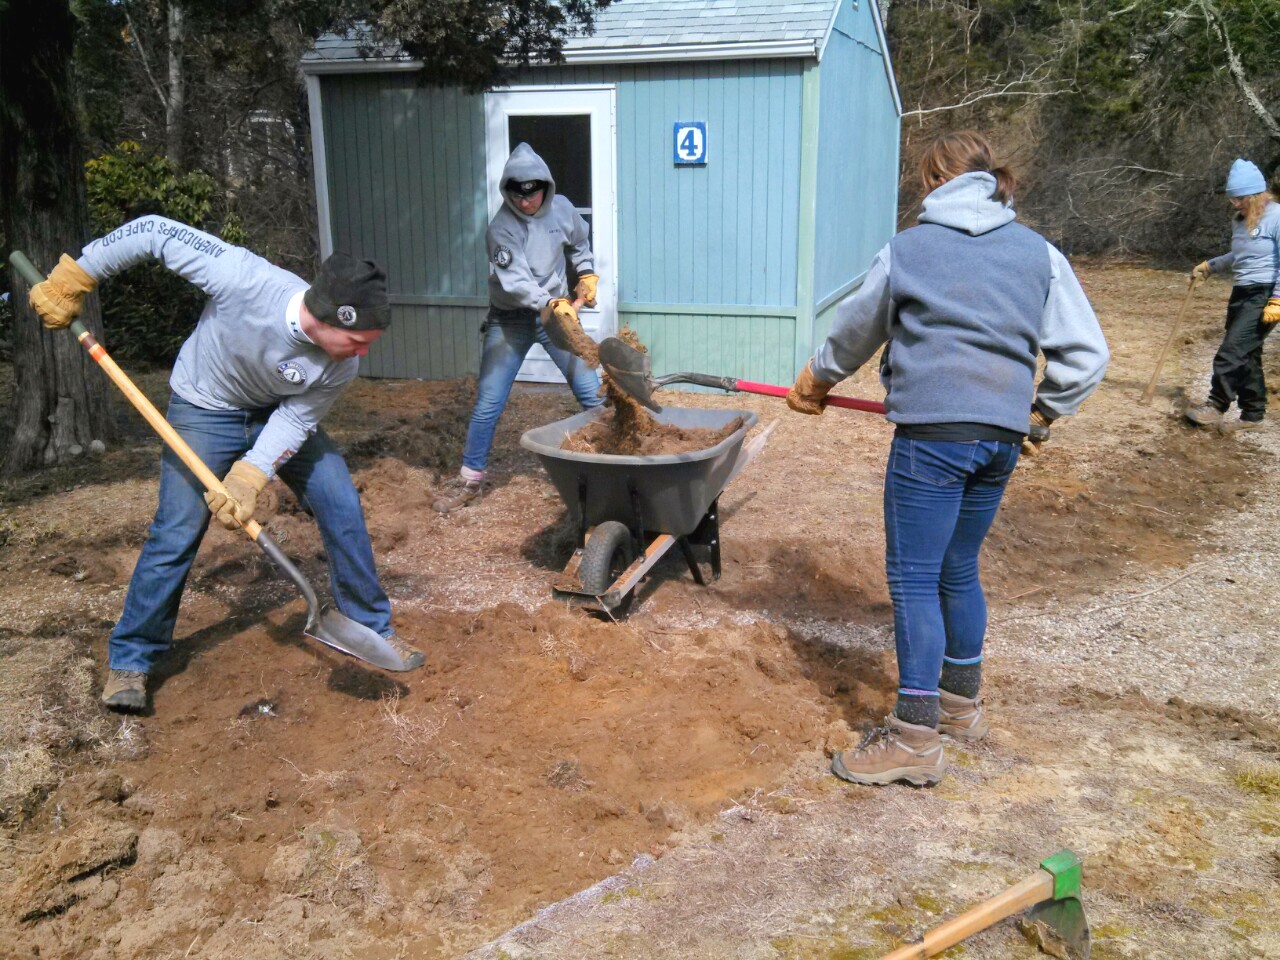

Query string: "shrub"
[84, 142, 247, 364]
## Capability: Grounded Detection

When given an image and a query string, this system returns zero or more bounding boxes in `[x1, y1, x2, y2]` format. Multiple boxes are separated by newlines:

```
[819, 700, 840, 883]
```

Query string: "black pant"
[1209, 284, 1274, 421]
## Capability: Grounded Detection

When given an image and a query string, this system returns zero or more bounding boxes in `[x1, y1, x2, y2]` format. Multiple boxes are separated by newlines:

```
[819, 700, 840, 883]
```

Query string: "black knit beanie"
[304, 254, 391, 331]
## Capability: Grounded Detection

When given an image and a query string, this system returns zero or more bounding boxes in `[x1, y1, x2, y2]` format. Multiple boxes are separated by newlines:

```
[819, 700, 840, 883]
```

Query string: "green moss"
[1092, 922, 1135, 939]
[709, 832, 725, 843]
[1234, 765, 1280, 798]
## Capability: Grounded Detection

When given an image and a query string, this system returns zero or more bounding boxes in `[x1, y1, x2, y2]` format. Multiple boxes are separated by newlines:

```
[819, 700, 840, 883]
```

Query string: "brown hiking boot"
[830, 716, 946, 786]
[1184, 403, 1224, 427]
[1219, 417, 1263, 434]
[101, 669, 147, 712]
[938, 690, 989, 741]
[384, 632, 425, 671]
[432, 478, 484, 514]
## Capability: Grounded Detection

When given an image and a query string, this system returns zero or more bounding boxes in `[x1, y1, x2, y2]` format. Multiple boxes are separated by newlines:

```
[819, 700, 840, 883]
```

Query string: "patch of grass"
[1233, 764, 1280, 798]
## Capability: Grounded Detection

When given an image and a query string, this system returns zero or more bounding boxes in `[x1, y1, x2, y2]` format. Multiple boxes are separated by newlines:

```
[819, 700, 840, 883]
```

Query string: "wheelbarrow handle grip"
[8, 250, 262, 541]
[732, 379, 888, 415]
[878, 870, 1055, 960]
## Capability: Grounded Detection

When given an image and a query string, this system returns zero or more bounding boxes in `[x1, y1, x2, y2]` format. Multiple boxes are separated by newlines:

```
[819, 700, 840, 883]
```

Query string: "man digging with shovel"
[28, 217, 425, 712]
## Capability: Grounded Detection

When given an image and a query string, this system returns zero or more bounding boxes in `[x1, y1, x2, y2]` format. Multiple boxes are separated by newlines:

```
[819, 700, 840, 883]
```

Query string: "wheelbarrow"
[520, 407, 766, 613]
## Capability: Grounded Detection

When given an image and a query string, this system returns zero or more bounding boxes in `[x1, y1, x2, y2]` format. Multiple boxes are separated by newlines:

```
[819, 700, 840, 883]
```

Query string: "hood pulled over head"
[500, 143, 556, 218]
[917, 171, 1016, 236]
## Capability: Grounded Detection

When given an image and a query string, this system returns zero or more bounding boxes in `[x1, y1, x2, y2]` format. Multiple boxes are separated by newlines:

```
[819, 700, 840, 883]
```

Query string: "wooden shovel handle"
[878, 870, 1055, 960]
[1139, 276, 1200, 405]
[9, 250, 262, 540]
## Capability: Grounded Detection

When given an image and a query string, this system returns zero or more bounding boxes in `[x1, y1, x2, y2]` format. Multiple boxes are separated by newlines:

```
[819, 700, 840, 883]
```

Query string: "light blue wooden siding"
[812, 0, 900, 343]
[519, 60, 805, 384]
[621, 310, 797, 387]
[523, 60, 805, 309]
[322, 73, 489, 378]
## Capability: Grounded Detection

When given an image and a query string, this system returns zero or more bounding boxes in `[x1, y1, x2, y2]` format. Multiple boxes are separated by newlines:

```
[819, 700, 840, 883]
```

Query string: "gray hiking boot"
[938, 690, 989, 741]
[1219, 417, 1263, 434]
[1184, 403, 1225, 427]
[101, 669, 147, 712]
[384, 632, 425, 671]
[432, 478, 484, 514]
[830, 715, 946, 787]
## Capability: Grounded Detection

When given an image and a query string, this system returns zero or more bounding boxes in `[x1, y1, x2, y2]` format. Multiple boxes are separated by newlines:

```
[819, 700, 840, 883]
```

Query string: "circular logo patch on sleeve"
[492, 246, 513, 269]
[276, 360, 308, 386]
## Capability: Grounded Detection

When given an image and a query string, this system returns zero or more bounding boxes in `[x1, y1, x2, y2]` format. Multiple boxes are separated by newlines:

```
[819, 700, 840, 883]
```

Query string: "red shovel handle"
[733, 380, 887, 416]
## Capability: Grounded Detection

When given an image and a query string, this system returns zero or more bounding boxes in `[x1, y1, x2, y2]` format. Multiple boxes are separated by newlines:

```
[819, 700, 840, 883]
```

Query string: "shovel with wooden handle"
[1139, 276, 1200, 405]
[598, 336, 887, 416]
[10, 250, 409, 672]
[878, 849, 1090, 960]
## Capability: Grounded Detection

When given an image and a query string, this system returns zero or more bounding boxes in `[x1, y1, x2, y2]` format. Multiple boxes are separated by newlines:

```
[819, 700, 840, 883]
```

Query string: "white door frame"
[484, 84, 618, 383]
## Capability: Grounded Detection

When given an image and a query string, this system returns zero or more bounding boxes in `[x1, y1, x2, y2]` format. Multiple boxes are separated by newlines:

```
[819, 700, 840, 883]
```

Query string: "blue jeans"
[461, 315, 604, 473]
[108, 397, 392, 672]
[883, 436, 1020, 695]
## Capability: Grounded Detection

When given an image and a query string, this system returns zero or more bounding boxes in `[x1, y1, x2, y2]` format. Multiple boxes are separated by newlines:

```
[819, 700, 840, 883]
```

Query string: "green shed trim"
[795, 58, 821, 374]
[389, 295, 489, 308]
[620, 302, 798, 319]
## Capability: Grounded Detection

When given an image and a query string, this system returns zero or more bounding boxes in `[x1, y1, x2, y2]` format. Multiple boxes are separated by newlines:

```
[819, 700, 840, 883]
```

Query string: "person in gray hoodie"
[1185, 158, 1280, 433]
[433, 143, 605, 513]
[787, 131, 1109, 787]
[27, 218, 426, 711]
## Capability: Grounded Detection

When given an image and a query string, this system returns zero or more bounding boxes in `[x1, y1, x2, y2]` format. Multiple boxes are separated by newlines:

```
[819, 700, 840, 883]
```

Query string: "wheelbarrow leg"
[676, 537, 707, 586]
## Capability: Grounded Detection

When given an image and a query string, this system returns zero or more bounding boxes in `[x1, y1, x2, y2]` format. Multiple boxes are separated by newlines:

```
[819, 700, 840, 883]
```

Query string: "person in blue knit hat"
[1186, 158, 1280, 433]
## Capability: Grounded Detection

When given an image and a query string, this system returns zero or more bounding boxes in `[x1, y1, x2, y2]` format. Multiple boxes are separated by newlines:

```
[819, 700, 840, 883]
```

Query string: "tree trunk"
[166, 1, 186, 166]
[0, 0, 114, 475]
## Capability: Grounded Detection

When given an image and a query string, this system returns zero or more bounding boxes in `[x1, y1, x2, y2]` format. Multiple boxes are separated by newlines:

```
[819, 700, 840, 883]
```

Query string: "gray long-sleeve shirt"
[1207, 202, 1280, 294]
[77, 216, 358, 478]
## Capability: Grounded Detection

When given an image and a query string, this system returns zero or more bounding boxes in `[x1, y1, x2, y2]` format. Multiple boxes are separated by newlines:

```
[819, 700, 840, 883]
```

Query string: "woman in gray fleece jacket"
[787, 131, 1109, 787]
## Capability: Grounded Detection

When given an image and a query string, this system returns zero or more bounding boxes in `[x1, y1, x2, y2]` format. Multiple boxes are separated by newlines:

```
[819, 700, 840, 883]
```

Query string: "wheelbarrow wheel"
[579, 521, 636, 595]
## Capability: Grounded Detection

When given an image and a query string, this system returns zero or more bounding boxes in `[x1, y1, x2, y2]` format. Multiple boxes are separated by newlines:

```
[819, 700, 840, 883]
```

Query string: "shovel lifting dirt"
[598, 336, 887, 416]
[10, 250, 409, 673]
[879, 849, 1090, 959]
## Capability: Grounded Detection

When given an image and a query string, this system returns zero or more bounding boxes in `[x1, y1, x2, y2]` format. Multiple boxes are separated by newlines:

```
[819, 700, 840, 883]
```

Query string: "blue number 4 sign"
[673, 122, 708, 165]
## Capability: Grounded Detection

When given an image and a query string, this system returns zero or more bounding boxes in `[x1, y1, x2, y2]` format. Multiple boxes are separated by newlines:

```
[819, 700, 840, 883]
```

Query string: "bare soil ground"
[1, 266, 1277, 960]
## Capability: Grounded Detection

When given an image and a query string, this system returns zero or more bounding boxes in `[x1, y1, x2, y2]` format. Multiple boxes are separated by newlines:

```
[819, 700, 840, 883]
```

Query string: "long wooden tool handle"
[10, 250, 262, 540]
[878, 870, 1055, 960]
[733, 379, 888, 415]
[1140, 276, 1199, 404]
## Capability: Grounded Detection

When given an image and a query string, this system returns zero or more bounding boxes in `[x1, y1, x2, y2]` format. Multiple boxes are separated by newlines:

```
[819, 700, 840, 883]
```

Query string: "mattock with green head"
[879, 849, 1090, 959]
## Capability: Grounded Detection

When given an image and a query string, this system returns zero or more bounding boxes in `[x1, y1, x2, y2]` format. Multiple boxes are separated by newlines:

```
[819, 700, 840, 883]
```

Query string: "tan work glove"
[204, 460, 269, 531]
[786, 361, 835, 416]
[574, 273, 599, 308]
[29, 254, 97, 330]
[540, 297, 599, 366]
[1263, 298, 1280, 325]
[1020, 408, 1053, 457]
[1191, 261, 1211, 283]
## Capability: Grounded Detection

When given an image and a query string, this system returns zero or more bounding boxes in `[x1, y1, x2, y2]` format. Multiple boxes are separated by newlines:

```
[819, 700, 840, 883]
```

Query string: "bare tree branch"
[120, 0, 169, 114]
[1196, 0, 1280, 143]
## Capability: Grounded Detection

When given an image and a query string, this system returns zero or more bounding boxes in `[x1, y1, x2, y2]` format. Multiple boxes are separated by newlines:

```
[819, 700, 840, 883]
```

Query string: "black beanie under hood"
[304, 253, 391, 331]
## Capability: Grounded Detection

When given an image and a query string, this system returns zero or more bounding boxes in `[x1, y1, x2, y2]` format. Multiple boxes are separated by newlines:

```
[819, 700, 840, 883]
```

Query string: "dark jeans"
[108, 397, 391, 672]
[461, 309, 604, 473]
[1209, 284, 1274, 421]
[883, 436, 1020, 695]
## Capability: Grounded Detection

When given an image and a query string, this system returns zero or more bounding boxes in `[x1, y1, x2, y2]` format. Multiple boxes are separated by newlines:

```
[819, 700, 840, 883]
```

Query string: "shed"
[300, 0, 901, 385]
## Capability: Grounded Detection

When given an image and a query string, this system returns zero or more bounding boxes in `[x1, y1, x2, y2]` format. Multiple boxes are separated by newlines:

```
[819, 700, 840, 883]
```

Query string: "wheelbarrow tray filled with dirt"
[520, 407, 763, 611]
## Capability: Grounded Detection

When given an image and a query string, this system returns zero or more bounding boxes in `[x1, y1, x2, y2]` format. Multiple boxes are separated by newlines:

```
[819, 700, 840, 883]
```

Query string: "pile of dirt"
[561, 411, 744, 457]
[562, 329, 743, 456]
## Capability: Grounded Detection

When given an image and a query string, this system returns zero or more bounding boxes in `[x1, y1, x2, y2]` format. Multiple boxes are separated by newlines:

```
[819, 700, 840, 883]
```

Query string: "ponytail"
[919, 130, 1016, 205]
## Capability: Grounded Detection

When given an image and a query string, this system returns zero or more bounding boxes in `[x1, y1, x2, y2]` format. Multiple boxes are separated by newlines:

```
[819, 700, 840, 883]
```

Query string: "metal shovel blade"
[599, 337, 664, 413]
[257, 530, 409, 672]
